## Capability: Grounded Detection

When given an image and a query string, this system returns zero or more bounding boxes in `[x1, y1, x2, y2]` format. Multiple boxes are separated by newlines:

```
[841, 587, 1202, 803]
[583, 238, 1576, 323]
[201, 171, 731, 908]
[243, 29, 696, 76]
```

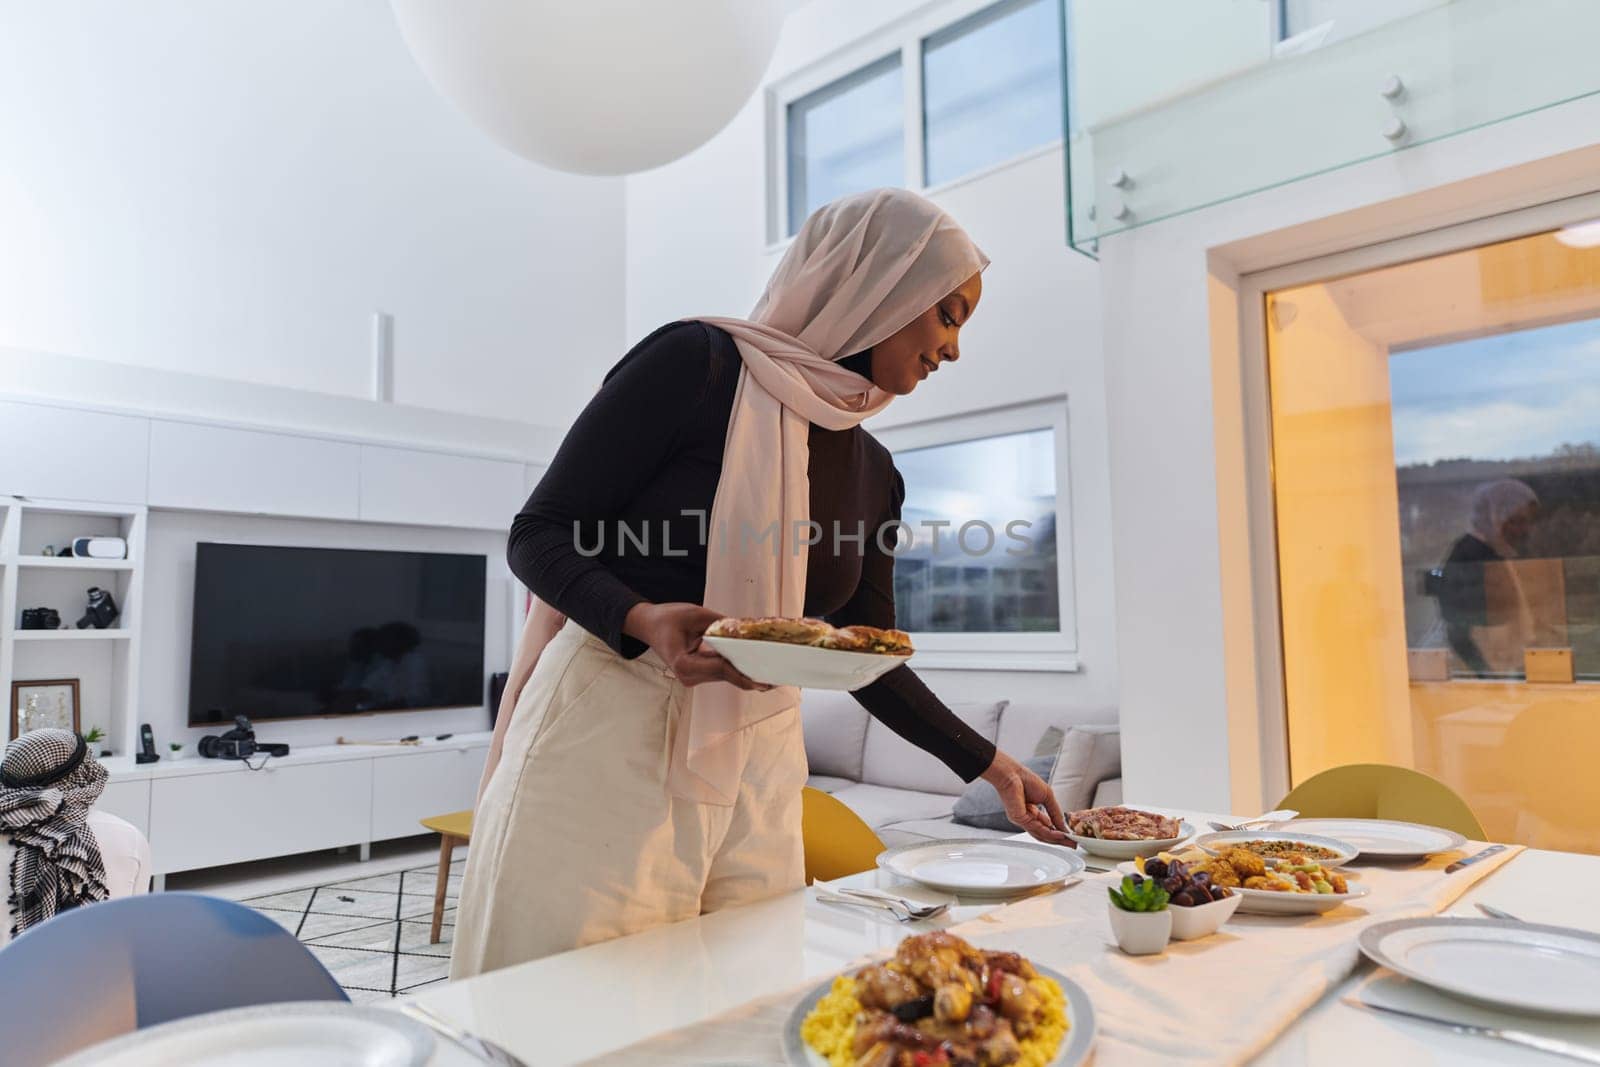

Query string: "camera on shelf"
[198, 715, 258, 760]
[198, 714, 289, 761]
[76, 587, 120, 630]
[20, 607, 62, 630]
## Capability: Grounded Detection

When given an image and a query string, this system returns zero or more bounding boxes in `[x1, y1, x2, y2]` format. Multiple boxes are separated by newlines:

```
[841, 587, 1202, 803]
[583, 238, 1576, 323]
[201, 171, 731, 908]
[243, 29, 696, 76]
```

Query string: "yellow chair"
[419, 810, 473, 944]
[1279, 764, 1487, 841]
[801, 787, 886, 885]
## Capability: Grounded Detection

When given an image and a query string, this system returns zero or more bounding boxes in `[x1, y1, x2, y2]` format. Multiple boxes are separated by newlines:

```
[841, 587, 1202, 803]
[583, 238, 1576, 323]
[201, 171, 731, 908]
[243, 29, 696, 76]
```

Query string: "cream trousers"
[450, 622, 807, 979]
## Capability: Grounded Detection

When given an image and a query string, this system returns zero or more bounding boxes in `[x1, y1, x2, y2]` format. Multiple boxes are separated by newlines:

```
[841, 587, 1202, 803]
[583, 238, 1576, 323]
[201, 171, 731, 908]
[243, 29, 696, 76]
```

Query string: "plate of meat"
[703, 617, 913, 691]
[1063, 806, 1195, 860]
[787, 931, 1096, 1067]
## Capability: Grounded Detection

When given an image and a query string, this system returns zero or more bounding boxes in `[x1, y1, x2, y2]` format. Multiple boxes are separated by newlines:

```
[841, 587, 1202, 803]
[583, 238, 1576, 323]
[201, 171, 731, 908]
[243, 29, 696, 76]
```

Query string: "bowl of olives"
[1142, 857, 1240, 941]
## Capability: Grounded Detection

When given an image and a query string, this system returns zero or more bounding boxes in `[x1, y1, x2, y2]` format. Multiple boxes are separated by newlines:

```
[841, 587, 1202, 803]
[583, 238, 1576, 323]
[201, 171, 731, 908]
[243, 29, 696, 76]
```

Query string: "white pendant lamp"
[390, 0, 786, 176]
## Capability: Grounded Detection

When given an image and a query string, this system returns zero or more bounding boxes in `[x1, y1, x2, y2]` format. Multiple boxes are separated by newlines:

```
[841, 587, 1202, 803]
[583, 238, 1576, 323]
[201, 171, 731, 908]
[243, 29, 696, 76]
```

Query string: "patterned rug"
[240, 855, 461, 1004]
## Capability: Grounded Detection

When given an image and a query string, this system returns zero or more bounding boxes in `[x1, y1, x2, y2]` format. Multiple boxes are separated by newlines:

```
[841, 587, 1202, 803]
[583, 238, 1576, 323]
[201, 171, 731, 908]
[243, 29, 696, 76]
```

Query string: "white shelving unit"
[1, 496, 147, 755]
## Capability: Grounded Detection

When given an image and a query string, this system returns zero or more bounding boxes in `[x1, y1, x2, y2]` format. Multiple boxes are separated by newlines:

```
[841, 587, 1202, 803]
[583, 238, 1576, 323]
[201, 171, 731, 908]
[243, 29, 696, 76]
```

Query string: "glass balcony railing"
[1061, 0, 1600, 255]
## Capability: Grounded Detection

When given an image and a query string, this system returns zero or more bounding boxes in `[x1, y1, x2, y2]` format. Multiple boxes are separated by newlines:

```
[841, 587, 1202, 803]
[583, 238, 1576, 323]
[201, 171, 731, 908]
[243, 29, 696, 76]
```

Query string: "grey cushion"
[1050, 725, 1121, 812]
[860, 700, 1006, 796]
[1032, 726, 1065, 759]
[877, 817, 1014, 848]
[951, 753, 1058, 832]
[994, 702, 1116, 759]
[827, 783, 954, 831]
[806, 775, 854, 794]
[800, 691, 870, 780]
[1092, 777, 1123, 808]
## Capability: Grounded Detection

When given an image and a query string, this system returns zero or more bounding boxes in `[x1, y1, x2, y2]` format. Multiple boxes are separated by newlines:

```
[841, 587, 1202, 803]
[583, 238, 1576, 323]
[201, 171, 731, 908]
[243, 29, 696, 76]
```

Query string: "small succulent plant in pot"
[169, 741, 188, 761]
[1107, 874, 1170, 955]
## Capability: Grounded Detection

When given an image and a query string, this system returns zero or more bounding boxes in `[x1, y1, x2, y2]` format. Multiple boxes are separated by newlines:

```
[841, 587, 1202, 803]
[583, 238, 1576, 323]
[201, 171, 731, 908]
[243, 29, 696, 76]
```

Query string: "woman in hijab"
[0, 729, 111, 941]
[453, 189, 1068, 978]
[1432, 478, 1539, 674]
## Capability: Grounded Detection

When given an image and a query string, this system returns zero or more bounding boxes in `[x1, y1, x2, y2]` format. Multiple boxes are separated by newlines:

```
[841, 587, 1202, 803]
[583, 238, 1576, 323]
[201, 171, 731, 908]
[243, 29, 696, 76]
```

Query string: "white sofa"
[801, 692, 1122, 847]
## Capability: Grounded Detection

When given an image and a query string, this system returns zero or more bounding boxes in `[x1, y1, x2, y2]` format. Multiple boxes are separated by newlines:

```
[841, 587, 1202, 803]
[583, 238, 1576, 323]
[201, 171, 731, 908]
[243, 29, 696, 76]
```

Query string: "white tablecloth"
[582, 843, 1521, 1066]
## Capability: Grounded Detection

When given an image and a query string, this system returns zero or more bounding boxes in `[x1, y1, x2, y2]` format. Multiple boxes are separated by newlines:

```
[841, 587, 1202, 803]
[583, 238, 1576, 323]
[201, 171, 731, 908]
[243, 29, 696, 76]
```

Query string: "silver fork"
[1209, 809, 1299, 833]
[815, 887, 948, 922]
[834, 886, 952, 920]
[400, 1001, 527, 1066]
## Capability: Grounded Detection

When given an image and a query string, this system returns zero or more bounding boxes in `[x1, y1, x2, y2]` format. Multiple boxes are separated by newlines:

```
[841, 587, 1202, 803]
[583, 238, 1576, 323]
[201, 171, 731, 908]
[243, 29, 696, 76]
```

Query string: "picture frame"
[10, 679, 82, 739]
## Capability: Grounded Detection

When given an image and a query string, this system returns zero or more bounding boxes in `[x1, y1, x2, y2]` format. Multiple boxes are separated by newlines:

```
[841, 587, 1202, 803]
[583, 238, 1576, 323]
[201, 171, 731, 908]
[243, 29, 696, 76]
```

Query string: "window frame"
[767, 0, 1066, 245]
[873, 398, 1079, 671]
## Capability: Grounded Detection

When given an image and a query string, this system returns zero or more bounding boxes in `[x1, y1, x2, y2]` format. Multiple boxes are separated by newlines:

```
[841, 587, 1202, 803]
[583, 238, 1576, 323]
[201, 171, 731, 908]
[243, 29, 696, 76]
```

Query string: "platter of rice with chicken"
[784, 932, 1095, 1067]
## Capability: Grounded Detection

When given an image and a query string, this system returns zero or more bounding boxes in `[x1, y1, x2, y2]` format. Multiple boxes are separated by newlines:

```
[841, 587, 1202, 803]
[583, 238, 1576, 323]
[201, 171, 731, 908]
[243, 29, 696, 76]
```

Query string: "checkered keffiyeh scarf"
[0, 729, 109, 938]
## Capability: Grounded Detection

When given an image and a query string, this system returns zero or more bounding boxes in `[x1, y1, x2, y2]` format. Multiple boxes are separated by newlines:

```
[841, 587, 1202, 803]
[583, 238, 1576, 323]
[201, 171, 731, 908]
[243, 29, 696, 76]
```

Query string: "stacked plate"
[1361, 918, 1600, 1018]
[875, 838, 1085, 897]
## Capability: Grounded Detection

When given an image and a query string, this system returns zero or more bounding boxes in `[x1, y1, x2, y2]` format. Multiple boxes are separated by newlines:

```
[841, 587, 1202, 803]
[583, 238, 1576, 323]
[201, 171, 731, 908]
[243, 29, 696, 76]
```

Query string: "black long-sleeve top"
[508, 321, 996, 783]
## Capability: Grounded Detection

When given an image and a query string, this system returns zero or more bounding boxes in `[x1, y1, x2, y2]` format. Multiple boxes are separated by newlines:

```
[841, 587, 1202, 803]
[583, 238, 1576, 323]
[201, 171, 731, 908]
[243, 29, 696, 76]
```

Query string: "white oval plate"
[1277, 818, 1466, 859]
[54, 1002, 436, 1067]
[1231, 881, 1370, 915]
[1064, 822, 1196, 860]
[1360, 917, 1600, 1018]
[1114, 860, 1369, 915]
[877, 839, 1086, 897]
[783, 961, 1096, 1066]
[702, 635, 908, 690]
[1193, 829, 1359, 868]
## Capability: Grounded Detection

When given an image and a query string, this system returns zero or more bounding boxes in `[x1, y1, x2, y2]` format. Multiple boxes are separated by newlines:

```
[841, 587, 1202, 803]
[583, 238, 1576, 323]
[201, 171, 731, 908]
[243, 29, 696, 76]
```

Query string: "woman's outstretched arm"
[475, 595, 567, 809]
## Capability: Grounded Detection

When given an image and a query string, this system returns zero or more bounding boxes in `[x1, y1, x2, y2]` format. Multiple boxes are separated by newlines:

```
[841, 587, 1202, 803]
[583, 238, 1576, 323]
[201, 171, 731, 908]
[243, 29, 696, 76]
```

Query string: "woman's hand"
[624, 602, 771, 691]
[981, 750, 1071, 845]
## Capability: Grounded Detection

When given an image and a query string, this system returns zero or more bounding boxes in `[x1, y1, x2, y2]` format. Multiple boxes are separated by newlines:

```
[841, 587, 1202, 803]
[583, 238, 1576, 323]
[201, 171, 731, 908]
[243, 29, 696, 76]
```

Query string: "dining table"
[403, 806, 1600, 1065]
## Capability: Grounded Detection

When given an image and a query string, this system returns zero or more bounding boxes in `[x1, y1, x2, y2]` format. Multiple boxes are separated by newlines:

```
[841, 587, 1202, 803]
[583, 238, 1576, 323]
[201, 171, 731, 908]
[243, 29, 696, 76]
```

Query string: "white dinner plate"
[1193, 829, 1359, 868]
[54, 1002, 437, 1067]
[702, 635, 908, 690]
[1064, 821, 1195, 860]
[876, 838, 1086, 897]
[1113, 860, 1369, 915]
[1360, 918, 1600, 1018]
[1277, 818, 1466, 860]
[783, 961, 1096, 1066]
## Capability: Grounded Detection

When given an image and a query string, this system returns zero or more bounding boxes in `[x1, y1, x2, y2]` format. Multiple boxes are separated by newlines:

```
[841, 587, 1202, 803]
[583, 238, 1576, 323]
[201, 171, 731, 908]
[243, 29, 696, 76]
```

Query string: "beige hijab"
[675, 187, 989, 804]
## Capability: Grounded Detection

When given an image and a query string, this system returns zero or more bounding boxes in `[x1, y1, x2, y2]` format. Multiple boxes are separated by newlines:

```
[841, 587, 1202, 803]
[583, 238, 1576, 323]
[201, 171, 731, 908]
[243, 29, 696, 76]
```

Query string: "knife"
[1445, 844, 1507, 873]
[1344, 998, 1600, 1065]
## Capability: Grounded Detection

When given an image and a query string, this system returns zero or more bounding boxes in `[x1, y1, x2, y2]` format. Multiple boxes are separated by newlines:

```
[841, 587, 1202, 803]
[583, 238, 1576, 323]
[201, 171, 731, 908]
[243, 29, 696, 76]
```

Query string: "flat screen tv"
[189, 543, 486, 726]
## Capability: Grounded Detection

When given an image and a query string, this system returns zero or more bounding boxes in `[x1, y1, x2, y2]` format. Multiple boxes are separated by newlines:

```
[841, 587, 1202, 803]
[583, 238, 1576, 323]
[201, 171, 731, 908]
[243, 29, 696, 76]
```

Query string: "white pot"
[1169, 892, 1242, 941]
[168, 749, 188, 761]
[1108, 902, 1171, 955]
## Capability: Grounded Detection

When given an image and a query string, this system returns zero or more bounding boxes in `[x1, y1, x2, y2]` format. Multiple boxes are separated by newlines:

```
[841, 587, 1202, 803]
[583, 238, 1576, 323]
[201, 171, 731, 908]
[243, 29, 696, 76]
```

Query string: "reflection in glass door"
[1265, 220, 1600, 853]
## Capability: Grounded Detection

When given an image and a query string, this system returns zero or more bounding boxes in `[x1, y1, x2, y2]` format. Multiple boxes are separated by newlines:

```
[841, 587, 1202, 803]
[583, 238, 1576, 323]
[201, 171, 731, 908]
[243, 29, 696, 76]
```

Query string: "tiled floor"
[240, 855, 462, 1004]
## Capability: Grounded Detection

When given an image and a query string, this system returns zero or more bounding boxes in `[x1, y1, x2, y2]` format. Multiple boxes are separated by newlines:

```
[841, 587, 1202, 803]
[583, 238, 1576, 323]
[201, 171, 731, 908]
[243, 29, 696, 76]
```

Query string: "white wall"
[141, 510, 514, 753]
[624, 0, 1118, 713]
[0, 0, 623, 430]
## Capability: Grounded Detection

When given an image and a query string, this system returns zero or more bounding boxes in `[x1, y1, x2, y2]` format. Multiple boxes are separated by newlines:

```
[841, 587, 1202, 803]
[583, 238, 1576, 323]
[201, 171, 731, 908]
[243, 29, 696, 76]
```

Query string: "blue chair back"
[0, 892, 347, 1066]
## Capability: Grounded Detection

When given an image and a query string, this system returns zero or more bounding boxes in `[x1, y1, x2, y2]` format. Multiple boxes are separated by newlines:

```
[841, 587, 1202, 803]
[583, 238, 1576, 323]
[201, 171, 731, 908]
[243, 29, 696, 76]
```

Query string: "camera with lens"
[76, 587, 120, 630]
[20, 607, 61, 630]
[198, 714, 289, 761]
[199, 715, 259, 760]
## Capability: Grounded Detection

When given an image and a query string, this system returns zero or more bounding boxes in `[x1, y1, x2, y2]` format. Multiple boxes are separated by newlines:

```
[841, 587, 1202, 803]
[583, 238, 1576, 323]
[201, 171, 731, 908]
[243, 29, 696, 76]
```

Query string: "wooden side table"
[419, 809, 473, 944]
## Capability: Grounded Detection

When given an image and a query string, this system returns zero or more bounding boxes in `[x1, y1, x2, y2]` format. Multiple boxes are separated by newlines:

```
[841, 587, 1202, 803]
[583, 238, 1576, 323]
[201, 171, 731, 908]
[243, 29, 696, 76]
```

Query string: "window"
[774, 0, 1066, 239]
[877, 401, 1076, 669]
[1262, 220, 1600, 853]
[922, 0, 1063, 188]
[786, 54, 904, 237]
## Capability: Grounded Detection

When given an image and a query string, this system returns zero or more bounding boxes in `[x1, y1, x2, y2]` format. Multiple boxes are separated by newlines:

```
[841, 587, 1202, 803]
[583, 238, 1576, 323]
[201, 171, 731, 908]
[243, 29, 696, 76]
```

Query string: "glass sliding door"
[1265, 220, 1600, 853]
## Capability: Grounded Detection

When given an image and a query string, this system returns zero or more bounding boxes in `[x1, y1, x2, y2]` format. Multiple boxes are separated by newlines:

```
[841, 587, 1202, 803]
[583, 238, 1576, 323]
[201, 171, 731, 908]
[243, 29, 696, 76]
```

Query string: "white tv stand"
[98, 732, 490, 889]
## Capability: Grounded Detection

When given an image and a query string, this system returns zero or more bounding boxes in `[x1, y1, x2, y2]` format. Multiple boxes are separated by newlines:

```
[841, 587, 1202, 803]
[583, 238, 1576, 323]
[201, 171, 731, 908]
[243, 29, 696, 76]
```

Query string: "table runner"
[581, 842, 1521, 1066]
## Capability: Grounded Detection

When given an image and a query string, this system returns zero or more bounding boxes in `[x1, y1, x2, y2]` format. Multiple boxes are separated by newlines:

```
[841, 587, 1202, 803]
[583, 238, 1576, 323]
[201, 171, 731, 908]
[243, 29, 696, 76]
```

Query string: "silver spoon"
[815, 887, 948, 922]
